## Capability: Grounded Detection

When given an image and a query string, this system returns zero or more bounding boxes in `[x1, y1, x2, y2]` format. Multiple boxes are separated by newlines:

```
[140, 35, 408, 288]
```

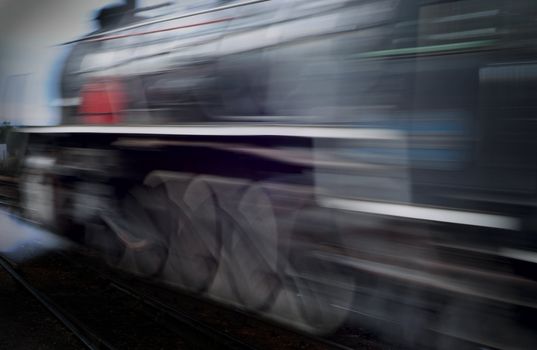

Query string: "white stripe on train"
[320, 197, 520, 230]
[19, 125, 402, 140]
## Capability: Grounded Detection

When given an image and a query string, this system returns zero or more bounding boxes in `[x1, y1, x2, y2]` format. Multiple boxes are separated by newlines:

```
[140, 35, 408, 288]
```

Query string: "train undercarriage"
[16, 126, 537, 349]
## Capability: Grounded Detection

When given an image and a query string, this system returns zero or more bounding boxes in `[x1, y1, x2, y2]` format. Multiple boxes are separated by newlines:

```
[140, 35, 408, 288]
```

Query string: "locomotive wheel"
[103, 186, 168, 277]
[269, 206, 355, 334]
[161, 176, 221, 293]
[220, 182, 281, 311]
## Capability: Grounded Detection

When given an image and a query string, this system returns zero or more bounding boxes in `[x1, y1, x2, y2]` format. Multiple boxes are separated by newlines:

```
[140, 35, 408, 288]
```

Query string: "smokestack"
[125, 0, 136, 10]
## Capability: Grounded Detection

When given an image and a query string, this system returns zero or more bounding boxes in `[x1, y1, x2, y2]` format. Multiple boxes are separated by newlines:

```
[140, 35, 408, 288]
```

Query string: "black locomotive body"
[19, 1, 537, 348]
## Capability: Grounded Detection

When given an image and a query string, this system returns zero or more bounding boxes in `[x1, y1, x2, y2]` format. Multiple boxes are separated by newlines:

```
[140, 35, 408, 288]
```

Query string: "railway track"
[0, 255, 114, 350]
[0, 240, 362, 350]
[0, 250, 260, 349]
[108, 280, 256, 350]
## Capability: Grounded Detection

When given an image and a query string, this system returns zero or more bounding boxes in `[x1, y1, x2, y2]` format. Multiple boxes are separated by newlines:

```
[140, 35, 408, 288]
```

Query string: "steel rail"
[53, 248, 257, 350]
[0, 255, 116, 350]
[108, 279, 257, 350]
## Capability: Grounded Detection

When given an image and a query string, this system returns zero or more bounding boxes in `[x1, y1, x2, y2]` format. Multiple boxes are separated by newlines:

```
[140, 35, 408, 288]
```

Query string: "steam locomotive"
[19, 0, 537, 348]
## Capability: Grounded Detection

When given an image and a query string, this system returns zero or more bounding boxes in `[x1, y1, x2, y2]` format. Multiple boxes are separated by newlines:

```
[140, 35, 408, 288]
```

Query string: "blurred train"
[16, 0, 537, 348]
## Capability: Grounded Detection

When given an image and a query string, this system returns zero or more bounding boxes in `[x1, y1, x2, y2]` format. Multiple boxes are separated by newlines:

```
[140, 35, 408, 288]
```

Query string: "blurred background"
[0, 0, 118, 125]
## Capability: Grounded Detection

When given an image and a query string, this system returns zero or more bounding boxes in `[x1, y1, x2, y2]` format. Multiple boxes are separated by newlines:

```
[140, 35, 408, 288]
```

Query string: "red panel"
[79, 79, 125, 124]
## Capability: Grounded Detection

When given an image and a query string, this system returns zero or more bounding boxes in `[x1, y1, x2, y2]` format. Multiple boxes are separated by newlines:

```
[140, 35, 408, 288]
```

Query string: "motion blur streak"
[320, 197, 521, 230]
[69, 0, 269, 44]
[88, 17, 234, 42]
